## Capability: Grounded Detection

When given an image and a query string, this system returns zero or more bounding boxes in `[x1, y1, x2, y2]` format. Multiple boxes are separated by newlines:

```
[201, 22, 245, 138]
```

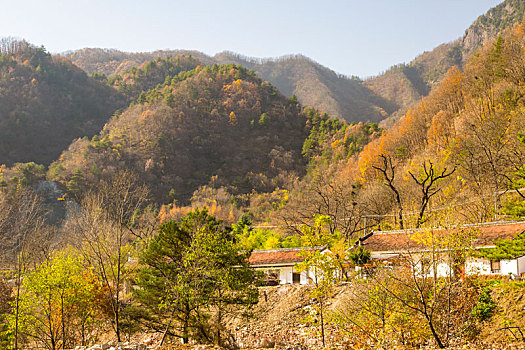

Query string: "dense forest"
[0, 39, 125, 166]
[49, 64, 308, 204]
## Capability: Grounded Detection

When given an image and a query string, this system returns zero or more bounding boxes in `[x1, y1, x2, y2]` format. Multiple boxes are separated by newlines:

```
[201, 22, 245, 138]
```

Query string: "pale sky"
[0, 0, 503, 77]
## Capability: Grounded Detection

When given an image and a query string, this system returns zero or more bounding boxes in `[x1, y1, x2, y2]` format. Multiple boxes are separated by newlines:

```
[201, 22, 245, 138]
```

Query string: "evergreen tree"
[478, 231, 525, 260]
[135, 208, 257, 345]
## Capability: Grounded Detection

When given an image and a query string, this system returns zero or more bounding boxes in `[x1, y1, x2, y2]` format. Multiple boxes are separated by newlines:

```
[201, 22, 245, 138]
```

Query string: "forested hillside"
[107, 55, 201, 103]
[367, 0, 525, 126]
[353, 23, 525, 228]
[0, 39, 126, 166]
[48, 64, 309, 203]
[69, 49, 395, 123]
[65, 0, 525, 129]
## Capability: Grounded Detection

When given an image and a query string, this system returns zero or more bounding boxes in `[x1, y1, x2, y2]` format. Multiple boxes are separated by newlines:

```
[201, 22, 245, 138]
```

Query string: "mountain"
[367, 0, 525, 126]
[354, 22, 525, 225]
[64, 48, 214, 77]
[0, 39, 126, 166]
[67, 0, 525, 127]
[68, 49, 396, 124]
[462, 0, 525, 56]
[48, 64, 309, 203]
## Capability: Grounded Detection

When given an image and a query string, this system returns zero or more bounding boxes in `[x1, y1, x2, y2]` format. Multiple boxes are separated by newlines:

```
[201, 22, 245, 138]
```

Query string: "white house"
[248, 246, 329, 285]
[360, 220, 525, 278]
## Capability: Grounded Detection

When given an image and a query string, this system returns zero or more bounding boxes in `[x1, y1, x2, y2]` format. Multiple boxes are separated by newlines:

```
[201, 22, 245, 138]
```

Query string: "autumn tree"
[408, 161, 455, 228]
[0, 276, 13, 348]
[0, 188, 49, 350]
[296, 249, 337, 347]
[67, 170, 149, 342]
[372, 226, 477, 348]
[9, 250, 102, 350]
[295, 215, 349, 346]
[334, 269, 422, 348]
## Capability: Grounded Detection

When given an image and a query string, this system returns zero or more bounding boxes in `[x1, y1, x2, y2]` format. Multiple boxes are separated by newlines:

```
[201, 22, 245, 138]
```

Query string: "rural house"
[248, 246, 329, 285]
[361, 220, 525, 278]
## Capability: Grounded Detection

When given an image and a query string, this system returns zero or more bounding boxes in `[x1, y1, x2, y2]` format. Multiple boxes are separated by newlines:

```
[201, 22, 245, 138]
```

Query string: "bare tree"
[67, 170, 149, 342]
[372, 154, 405, 229]
[0, 189, 49, 350]
[0, 37, 31, 56]
[281, 174, 366, 240]
[409, 161, 456, 228]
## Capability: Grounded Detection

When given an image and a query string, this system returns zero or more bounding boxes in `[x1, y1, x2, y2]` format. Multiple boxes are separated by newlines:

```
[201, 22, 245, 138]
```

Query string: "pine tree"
[135, 208, 257, 345]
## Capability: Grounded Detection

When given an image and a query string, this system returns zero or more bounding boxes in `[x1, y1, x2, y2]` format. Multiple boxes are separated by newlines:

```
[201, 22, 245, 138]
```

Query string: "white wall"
[501, 259, 518, 276]
[412, 257, 453, 278]
[278, 266, 313, 285]
[256, 266, 319, 285]
[435, 262, 451, 278]
[465, 258, 491, 275]
[518, 256, 525, 276]
[279, 267, 292, 284]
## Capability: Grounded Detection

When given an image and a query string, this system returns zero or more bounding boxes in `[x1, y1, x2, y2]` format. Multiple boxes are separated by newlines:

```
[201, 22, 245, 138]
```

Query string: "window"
[491, 260, 501, 274]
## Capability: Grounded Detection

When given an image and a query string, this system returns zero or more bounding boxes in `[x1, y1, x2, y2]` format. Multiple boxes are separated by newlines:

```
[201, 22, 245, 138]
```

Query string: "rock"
[87, 345, 110, 350]
[283, 345, 307, 350]
[260, 338, 276, 348]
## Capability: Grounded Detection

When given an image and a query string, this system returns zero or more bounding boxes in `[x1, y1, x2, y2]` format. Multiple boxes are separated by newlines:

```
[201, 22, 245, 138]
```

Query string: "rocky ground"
[76, 283, 525, 349]
[227, 285, 346, 349]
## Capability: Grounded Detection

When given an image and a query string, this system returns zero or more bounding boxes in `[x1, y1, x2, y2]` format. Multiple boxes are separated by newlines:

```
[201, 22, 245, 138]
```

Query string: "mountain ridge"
[65, 0, 525, 126]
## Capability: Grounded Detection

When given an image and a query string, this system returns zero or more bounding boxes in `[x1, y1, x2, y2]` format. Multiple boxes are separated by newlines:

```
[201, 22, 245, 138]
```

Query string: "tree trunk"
[160, 306, 177, 346]
[61, 293, 66, 349]
[216, 306, 222, 346]
[394, 191, 404, 230]
[13, 258, 21, 350]
[426, 314, 444, 348]
[115, 240, 122, 342]
[183, 302, 190, 344]
[320, 301, 325, 347]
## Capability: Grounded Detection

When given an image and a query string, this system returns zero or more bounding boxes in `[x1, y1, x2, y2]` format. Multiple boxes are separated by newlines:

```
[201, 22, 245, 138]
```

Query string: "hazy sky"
[0, 0, 503, 77]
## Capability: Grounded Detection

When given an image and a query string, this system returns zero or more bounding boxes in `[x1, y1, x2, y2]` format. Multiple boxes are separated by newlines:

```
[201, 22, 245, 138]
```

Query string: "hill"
[0, 39, 126, 166]
[65, 1, 525, 128]
[48, 64, 309, 203]
[353, 22, 525, 227]
[68, 49, 395, 123]
[367, 0, 525, 126]
[107, 55, 201, 103]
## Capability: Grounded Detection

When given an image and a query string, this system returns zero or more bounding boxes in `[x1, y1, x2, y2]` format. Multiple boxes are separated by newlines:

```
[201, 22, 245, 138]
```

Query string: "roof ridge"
[251, 245, 327, 253]
[372, 219, 525, 236]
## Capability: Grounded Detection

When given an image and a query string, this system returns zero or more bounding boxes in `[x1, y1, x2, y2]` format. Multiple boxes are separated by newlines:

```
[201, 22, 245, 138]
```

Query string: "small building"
[361, 220, 525, 278]
[248, 246, 329, 285]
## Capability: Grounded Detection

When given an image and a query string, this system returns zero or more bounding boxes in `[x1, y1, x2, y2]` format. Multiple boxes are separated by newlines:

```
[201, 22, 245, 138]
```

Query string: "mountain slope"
[107, 55, 201, 103]
[355, 22, 525, 225]
[64, 0, 525, 128]
[49, 64, 309, 203]
[67, 51, 396, 123]
[213, 52, 397, 123]
[0, 40, 126, 166]
[367, 0, 525, 125]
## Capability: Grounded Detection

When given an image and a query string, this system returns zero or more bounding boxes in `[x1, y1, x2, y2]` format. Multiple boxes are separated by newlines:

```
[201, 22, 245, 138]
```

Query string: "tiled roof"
[248, 246, 327, 266]
[363, 220, 525, 253]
